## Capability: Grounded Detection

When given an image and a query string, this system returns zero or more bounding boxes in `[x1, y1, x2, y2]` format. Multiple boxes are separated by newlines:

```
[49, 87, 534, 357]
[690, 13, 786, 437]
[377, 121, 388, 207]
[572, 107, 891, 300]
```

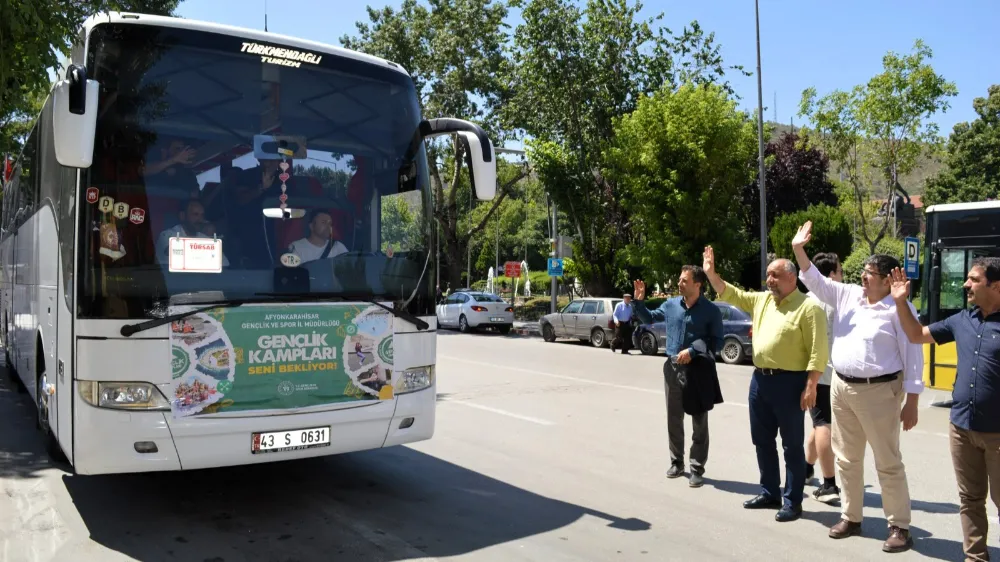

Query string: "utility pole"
[434, 218, 439, 290]
[550, 200, 558, 314]
[755, 0, 768, 287]
[495, 208, 499, 276]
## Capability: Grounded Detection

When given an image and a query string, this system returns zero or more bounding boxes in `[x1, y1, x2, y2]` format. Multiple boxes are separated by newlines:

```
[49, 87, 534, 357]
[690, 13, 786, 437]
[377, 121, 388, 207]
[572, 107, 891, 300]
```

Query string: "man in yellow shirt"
[702, 246, 829, 522]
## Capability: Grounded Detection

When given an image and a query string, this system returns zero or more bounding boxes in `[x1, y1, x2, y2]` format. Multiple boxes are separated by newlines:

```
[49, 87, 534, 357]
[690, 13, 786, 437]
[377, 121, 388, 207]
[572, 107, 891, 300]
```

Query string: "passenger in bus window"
[288, 209, 347, 264]
[154, 199, 230, 267]
[142, 137, 200, 199]
[224, 158, 286, 268]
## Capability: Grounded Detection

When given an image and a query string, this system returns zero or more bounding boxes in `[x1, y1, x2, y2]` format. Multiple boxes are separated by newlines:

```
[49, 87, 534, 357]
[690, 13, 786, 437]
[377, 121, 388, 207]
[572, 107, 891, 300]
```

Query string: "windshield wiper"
[120, 300, 249, 337]
[253, 292, 430, 331]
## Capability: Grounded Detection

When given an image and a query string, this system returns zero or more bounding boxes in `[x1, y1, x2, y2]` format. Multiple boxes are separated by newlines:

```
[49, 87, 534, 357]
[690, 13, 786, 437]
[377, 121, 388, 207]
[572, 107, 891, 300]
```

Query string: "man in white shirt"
[288, 210, 348, 264]
[155, 199, 229, 267]
[805, 252, 842, 506]
[792, 221, 923, 553]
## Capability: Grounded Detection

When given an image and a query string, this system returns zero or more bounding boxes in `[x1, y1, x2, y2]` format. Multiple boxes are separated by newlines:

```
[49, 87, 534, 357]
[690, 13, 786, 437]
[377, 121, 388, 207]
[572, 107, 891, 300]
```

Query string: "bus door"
[923, 241, 996, 390]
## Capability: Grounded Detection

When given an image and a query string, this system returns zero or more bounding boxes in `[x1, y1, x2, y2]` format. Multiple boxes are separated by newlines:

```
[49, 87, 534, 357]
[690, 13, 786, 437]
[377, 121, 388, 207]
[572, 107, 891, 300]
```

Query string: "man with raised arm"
[702, 245, 828, 523]
[791, 221, 922, 553]
[632, 266, 724, 488]
[890, 258, 1000, 562]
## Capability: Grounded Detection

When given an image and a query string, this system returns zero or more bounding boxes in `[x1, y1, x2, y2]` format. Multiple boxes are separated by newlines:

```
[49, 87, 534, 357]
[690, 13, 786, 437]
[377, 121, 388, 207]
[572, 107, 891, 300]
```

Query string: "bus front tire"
[36, 361, 67, 464]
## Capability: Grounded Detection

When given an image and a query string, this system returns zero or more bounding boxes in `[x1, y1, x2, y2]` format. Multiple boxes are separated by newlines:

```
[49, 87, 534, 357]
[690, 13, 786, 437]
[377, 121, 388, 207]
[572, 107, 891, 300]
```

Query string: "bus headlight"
[79, 381, 170, 411]
[395, 366, 433, 394]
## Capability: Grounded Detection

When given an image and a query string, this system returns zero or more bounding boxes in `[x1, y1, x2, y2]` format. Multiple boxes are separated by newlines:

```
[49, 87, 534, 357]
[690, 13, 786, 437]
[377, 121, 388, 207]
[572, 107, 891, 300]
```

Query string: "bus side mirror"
[419, 118, 497, 201]
[457, 131, 496, 201]
[52, 64, 99, 168]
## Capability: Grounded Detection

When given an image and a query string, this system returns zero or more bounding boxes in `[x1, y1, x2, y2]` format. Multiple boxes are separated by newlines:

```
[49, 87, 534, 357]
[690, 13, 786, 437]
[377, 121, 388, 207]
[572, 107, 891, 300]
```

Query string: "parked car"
[632, 301, 753, 364]
[539, 297, 624, 348]
[436, 291, 514, 333]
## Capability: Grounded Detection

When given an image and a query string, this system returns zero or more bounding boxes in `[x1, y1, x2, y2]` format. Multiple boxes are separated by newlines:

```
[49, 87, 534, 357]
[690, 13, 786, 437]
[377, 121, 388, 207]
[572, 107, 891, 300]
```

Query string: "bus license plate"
[490, 317, 504, 322]
[251, 426, 330, 454]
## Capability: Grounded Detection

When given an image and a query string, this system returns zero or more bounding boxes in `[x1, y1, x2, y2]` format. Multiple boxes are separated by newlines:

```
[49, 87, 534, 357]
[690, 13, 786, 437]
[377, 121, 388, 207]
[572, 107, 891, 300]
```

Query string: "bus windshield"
[79, 23, 431, 319]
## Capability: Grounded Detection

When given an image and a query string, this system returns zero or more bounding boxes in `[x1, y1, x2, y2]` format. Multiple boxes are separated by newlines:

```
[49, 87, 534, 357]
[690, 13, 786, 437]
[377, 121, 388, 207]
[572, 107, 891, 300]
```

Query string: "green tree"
[470, 174, 550, 274]
[508, 0, 744, 296]
[605, 83, 758, 285]
[924, 84, 1000, 205]
[341, 0, 526, 291]
[769, 204, 853, 262]
[799, 40, 957, 254]
[380, 193, 421, 253]
[0, 0, 182, 155]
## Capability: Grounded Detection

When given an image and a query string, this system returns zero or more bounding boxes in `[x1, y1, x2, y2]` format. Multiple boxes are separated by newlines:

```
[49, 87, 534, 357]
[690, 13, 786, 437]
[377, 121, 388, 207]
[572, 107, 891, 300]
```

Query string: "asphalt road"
[0, 331, 995, 562]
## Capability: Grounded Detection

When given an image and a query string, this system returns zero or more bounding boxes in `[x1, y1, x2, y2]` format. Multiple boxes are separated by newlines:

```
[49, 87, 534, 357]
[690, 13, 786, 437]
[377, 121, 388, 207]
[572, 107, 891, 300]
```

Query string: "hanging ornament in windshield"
[278, 158, 290, 210]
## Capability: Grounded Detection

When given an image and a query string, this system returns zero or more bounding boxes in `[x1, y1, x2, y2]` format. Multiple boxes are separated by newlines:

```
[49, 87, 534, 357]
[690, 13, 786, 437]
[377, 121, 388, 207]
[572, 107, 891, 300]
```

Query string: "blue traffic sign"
[904, 237, 920, 280]
[547, 257, 564, 277]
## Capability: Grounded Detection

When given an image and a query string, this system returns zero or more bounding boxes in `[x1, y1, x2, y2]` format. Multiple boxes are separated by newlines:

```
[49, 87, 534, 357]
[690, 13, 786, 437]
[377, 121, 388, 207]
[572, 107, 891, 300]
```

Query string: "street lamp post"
[755, 0, 768, 287]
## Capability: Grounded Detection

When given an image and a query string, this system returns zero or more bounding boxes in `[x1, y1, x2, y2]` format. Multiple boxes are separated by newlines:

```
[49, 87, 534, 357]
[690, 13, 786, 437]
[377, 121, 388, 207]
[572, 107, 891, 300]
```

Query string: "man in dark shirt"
[633, 265, 724, 488]
[891, 257, 1000, 562]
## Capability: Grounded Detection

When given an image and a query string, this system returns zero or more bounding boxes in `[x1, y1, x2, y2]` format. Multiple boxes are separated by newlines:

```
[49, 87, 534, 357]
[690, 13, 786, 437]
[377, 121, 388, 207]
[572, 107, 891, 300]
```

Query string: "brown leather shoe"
[828, 519, 862, 539]
[882, 526, 913, 553]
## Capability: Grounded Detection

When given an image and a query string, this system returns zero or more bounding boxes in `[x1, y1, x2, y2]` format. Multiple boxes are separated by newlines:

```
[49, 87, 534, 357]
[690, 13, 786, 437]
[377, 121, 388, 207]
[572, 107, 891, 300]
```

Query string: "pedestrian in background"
[610, 294, 634, 355]
[891, 258, 1000, 562]
[632, 266, 724, 488]
[703, 245, 828, 523]
[793, 221, 922, 553]
[804, 252, 842, 506]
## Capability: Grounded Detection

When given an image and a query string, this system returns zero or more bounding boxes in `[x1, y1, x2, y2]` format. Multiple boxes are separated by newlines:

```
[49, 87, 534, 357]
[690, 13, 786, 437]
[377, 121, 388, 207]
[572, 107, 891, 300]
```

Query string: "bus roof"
[78, 12, 412, 78]
[924, 200, 1000, 214]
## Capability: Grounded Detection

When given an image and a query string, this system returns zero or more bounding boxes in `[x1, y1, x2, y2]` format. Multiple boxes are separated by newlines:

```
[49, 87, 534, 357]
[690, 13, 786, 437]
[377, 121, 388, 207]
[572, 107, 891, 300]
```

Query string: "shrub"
[769, 204, 853, 263]
[842, 237, 905, 285]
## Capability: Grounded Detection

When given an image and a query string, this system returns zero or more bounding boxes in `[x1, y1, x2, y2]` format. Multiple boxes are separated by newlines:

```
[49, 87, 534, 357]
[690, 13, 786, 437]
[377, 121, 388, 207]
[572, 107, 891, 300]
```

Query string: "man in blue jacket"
[633, 265, 724, 488]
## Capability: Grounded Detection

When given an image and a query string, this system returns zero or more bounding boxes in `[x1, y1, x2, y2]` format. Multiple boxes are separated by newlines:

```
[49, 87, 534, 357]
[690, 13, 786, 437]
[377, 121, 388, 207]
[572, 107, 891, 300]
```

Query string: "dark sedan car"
[632, 301, 753, 364]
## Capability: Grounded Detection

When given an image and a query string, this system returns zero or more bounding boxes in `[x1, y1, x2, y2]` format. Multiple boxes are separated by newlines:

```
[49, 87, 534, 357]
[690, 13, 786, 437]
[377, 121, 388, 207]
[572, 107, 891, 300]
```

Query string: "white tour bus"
[0, 12, 496, 475]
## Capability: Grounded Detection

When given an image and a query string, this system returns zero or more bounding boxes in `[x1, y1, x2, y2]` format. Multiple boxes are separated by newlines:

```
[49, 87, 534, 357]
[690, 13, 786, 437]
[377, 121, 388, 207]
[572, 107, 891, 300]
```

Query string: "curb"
[511, 326, 540, 337]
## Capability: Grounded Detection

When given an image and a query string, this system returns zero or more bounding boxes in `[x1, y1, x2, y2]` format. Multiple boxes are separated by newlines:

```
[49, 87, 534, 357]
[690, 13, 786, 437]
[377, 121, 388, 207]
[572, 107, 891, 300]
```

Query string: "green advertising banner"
[168, 304, 395, 418]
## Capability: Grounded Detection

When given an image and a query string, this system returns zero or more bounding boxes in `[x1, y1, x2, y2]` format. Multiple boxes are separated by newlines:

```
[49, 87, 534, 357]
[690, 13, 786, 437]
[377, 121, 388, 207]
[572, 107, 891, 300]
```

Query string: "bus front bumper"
[73, 384, 436, 475]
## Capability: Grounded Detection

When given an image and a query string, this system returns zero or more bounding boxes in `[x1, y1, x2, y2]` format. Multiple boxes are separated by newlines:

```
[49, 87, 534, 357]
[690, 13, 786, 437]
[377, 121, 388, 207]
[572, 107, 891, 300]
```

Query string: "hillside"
[766, 122, 945, 195]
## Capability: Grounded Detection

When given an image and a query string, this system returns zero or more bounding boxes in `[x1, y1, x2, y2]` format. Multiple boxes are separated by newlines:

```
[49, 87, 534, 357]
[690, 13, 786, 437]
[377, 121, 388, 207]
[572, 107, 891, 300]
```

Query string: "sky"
[176, 0, 999, 139]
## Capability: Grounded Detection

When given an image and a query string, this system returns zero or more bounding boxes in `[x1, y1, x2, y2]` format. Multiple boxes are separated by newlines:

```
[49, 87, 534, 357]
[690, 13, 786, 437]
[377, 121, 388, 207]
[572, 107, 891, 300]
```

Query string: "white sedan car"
[436, 291, 514, 334]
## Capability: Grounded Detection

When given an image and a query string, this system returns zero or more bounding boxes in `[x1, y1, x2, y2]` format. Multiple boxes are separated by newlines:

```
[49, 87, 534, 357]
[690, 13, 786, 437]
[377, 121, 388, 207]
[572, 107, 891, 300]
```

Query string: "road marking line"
[439, 355, 750, 409]
[442, 399, 554, 426]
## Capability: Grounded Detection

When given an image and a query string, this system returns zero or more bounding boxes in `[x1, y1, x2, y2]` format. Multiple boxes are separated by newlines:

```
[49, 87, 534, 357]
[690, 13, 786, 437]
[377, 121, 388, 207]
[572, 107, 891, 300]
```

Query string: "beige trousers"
[831, 374, 911, 528]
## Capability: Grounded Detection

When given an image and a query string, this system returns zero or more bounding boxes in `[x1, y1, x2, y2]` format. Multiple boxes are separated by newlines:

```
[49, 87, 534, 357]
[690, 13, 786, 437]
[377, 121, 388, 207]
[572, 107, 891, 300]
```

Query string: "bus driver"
[155, 198, 230, 267]
[288, 209, 348, 264]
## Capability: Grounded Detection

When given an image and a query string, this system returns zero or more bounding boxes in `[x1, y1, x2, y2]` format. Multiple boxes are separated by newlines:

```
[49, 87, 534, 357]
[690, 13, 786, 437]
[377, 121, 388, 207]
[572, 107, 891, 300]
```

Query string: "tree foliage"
[606, 83, 758, 286]
[924, 84, 1000, 205]
[741, 131, 837, 236]
[841, 236, 905, 286]
[0, 0, 182, 155]
[508, 0, 744, 296]
[799, 40, 957, 253]
[769, 204, 853, 262]
[470, 174, 550, 274]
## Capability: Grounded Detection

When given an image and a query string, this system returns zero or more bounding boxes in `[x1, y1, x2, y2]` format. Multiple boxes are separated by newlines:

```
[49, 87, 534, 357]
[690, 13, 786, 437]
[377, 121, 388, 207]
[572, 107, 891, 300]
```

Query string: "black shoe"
[666, 465, 684, 479]
[805, 463, 815, 481]
[775, 504, 803, 522]
[743, 494, 782, 510]
[812, 483, 840, 505]
[688, 472, 704, 488]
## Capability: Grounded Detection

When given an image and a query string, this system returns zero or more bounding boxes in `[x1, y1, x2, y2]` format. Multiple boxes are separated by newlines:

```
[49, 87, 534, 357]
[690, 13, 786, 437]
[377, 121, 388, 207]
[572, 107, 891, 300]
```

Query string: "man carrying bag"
[633, 265, 724, 487]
